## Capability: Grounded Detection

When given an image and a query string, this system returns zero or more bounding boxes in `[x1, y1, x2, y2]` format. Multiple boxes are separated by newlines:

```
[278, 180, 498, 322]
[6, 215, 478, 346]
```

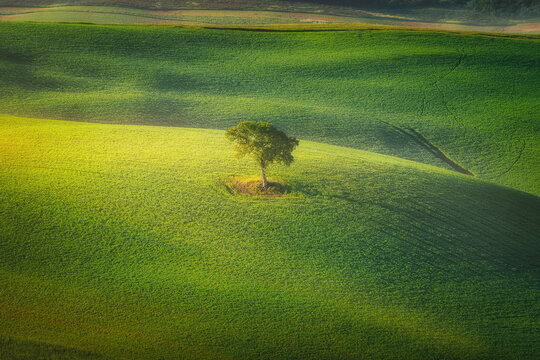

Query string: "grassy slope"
[0, 22, 538, 195]
[0, 114, 539, 359]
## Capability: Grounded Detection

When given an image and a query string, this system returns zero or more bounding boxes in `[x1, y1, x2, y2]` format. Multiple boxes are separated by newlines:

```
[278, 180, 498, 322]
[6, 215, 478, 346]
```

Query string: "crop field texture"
[0, 22, 539, 195]
[0, 115, 539, 359]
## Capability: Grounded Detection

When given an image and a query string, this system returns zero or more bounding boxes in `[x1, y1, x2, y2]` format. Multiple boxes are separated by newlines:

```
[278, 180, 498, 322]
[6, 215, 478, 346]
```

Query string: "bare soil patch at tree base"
[223, 177, 290, 197]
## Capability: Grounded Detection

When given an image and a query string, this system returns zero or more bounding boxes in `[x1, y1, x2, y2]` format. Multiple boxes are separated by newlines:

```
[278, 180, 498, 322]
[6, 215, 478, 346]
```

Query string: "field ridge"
[383, 121, 473, 175]
[0, 114, 539, 359]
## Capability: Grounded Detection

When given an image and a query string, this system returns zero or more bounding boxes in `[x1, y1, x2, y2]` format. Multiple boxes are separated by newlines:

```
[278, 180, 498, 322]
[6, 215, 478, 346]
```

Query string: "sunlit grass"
[0, 114, 538, 359]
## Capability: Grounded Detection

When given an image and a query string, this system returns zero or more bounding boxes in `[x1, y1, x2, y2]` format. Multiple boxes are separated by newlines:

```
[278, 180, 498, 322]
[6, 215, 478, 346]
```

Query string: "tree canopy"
[226, 121, 299, 188]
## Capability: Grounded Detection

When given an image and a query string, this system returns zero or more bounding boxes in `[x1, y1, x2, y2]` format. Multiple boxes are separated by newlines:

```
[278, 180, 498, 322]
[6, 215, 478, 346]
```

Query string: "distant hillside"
[2, 0, 538, 14]
[287, 0, 539, 14]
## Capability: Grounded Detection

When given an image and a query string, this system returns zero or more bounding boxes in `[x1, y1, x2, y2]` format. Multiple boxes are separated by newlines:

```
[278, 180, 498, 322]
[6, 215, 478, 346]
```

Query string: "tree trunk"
[260, 164, 268, 188]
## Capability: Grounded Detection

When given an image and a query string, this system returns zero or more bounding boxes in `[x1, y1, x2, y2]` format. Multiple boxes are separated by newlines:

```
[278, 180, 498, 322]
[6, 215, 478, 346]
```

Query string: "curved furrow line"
[430, 48, 468, 134]
[431, 51, 465, 87]
[405, 201, 540, 270]
[419, 89, 427, 117]
[498, 140, 526, 177]
[338, 181, 539, 270]
[325, 195, 465, 269]
[406, 197, 540, 257]
[435, 83, 460, 126]
[346, 197, 516, 274]
[382, 120, 473, 176]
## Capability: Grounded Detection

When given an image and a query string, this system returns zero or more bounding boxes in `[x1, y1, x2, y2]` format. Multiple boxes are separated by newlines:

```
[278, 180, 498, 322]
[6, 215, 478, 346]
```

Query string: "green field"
[1, 114, 539, 359]
[1, 15, 539, 360]
[1, 22, 539, 195]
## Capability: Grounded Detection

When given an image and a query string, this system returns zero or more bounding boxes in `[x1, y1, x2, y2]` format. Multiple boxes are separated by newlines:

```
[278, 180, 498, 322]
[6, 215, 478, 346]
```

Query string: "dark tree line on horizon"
[292, 0, 539, 14]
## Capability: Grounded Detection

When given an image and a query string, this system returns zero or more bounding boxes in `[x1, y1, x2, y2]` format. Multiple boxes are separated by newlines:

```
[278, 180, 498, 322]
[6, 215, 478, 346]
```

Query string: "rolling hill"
[0, 22, 539, 196]
[1, 4, 538, 32]
[0, 114, 539, 359]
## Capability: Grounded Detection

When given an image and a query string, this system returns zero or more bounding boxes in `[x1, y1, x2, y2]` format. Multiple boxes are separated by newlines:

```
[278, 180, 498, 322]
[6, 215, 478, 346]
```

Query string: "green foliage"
[226, 121, 298, 168]
[0, 115, 539, 359]
[0, 22, 538, 194]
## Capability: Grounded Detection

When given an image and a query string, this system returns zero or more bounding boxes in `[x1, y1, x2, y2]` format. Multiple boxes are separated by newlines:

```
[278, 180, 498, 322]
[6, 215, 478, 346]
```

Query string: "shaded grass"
[0, 336, 105, 360]
[0, 114, 539, 359]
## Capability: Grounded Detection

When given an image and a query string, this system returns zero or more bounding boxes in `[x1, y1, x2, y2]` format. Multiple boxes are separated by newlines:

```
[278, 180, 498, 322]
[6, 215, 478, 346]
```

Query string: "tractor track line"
[498, 140, 526, 177]
[382, 121, 473, 176]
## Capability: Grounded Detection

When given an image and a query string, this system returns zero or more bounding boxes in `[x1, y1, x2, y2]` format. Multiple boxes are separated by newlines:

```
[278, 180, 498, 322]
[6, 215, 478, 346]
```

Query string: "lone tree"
[226, 121, 299, 188]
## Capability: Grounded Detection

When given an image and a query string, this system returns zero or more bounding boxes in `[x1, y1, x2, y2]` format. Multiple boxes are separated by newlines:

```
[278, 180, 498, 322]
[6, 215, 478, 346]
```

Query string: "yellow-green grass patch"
[0, 114, 538, 359]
